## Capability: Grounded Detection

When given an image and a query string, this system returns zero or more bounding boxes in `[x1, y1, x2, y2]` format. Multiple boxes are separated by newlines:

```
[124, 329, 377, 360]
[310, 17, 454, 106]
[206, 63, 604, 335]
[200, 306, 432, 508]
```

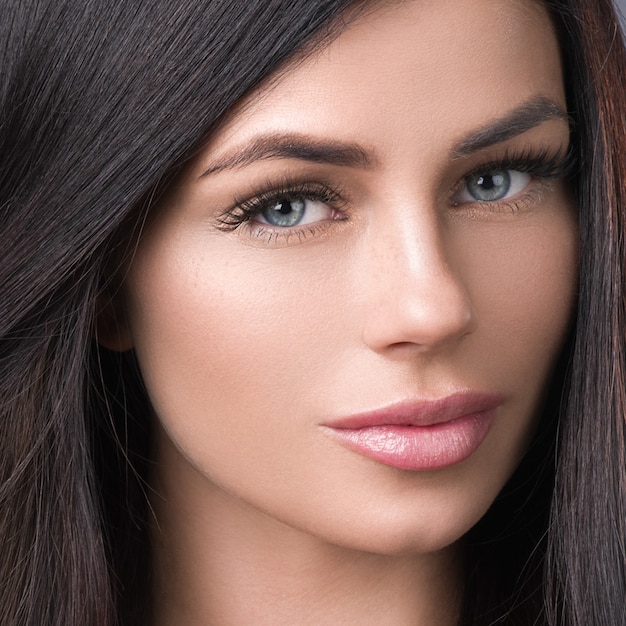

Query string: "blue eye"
[260, 198, 306, 227]
[456, 169, 532, 204]
[467, 170, 510, 201]
[257, 196, 332, 227]
[218, 181, 346, 235]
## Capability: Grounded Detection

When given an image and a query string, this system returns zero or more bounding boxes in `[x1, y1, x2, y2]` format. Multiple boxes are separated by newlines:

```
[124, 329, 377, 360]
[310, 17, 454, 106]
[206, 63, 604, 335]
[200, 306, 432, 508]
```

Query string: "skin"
[104, 0, 578, 623]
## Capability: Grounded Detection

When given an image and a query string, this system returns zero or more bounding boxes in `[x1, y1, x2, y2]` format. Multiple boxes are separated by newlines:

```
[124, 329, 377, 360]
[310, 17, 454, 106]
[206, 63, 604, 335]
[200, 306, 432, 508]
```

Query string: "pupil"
[479, 174, 504, 190]
[277, 200, 293, 215]
[262, 197, 306, 227]
[480, 175, 494, 190]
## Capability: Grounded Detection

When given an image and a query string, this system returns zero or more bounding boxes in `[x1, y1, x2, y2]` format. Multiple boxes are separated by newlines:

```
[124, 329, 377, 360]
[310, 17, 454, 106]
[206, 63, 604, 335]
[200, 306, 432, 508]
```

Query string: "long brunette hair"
[0, 1, 624, 624]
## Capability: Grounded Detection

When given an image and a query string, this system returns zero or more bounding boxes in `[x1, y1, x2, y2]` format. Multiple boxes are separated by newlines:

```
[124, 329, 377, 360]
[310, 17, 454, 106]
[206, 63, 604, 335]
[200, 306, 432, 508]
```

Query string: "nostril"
[361, 273, 474, 354]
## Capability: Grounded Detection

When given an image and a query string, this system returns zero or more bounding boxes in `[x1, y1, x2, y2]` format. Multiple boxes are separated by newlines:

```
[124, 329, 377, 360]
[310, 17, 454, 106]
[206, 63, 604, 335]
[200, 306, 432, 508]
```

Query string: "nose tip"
[361, 244, 474, 354]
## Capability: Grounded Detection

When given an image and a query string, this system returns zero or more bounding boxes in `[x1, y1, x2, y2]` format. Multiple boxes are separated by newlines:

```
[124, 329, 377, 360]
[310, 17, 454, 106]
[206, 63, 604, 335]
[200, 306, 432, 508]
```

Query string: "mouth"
[322, 392, 503, 471]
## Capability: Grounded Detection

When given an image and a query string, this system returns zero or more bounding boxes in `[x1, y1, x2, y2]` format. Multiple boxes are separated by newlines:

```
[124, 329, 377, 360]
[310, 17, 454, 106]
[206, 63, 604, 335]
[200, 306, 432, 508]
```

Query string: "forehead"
[202, 0, 564, 163]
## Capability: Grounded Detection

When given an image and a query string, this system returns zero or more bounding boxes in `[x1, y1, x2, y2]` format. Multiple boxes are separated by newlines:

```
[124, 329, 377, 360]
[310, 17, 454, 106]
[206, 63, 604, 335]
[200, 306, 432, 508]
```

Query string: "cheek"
[470, 216, 578, 367]
[458, 204, 578, 458]
[123, 229, 339, 469]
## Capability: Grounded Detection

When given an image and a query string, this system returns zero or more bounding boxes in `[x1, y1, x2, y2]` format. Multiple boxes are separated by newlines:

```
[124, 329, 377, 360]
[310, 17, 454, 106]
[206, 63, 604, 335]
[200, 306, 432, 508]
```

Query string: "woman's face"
[116, 0, 577, 554]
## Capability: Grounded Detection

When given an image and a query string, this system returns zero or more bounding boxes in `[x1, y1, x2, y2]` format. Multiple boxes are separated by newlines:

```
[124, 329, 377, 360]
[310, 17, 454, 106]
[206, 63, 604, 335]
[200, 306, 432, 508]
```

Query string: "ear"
[94, 290, 134, 352]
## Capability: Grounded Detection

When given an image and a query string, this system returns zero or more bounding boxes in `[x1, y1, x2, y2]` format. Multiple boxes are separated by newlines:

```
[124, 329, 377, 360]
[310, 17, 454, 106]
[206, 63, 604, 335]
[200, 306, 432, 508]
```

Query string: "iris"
[262, 198, 306, 226]
[467, 170, 511, 201]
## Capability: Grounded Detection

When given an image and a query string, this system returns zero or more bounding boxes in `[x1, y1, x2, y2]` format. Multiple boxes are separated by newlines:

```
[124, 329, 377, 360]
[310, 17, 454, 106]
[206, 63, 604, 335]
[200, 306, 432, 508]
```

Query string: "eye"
[454, 169, 532, 204]
[249, 191, 338, 228]
[254, 195, 336, 228]
[217, 181, 347, 237]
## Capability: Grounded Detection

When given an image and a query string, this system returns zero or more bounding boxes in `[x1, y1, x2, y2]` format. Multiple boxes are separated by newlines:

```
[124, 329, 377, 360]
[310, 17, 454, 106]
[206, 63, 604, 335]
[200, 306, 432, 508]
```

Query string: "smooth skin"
[104, 0, 578, 623]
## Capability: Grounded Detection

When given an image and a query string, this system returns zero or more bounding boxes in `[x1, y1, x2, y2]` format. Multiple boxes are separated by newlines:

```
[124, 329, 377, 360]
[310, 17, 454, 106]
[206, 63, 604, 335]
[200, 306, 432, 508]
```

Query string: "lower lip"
[328, 411, 496, 471]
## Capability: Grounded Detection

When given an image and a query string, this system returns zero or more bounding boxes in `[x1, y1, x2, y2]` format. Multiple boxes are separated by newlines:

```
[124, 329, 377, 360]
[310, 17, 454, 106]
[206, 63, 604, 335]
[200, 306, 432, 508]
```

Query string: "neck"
[149, 432, 463, 626]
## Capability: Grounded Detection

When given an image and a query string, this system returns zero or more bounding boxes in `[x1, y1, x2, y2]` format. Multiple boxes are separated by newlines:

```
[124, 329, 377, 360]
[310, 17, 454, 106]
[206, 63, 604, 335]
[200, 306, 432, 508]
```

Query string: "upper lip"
[324, 392, 503, 429]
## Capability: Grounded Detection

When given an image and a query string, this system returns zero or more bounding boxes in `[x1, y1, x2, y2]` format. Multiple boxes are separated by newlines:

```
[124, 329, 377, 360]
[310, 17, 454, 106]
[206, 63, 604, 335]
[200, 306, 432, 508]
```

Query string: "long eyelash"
[217, 179, 345, 231]
[216, 147, 576, 231]
[463, 144, 577, 182]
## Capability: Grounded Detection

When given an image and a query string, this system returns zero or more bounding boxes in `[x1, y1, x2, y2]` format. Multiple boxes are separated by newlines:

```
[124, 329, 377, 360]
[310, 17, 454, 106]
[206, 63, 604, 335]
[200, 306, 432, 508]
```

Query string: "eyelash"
[216, 180, 348, 237]
[451, 145, 575, 211]
[464, 145, 574, 182]
[216, 146, 576, 241]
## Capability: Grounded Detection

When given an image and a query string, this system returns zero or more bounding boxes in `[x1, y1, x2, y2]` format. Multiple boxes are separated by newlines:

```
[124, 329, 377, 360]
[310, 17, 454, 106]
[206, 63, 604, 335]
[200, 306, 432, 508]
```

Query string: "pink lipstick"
[324, 393, 502, 471]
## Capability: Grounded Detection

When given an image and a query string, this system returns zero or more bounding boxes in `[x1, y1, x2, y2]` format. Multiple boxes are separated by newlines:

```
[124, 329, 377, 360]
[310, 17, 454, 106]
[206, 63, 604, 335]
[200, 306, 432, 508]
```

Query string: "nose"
[360, 213, 474, 354]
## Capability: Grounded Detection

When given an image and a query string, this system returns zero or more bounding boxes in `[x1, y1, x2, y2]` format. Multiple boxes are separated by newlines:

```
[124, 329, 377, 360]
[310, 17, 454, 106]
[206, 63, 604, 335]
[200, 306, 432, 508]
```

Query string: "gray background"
[616, 0, 626, 32]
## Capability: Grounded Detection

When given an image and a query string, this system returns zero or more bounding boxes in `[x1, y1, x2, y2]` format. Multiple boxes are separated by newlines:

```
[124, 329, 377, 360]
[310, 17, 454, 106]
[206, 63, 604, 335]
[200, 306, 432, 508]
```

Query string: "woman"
[1, 0, 624, 624]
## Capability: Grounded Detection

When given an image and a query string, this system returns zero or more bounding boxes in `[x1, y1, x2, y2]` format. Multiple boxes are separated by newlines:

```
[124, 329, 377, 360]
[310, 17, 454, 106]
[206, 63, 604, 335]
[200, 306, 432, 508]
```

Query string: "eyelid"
[215, 178, 349, 234]
[449, 145, 575, 208]
[213, 144, 576, 241]
[453, 170, 532, 205]
[460, 145, 574, 179]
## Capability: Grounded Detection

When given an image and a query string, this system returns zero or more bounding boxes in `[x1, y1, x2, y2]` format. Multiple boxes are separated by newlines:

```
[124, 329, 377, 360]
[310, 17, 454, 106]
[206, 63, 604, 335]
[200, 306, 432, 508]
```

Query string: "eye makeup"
[216, 179, 348, 232]
[449, 144, 576, 215]
[212, 142, 576, 245]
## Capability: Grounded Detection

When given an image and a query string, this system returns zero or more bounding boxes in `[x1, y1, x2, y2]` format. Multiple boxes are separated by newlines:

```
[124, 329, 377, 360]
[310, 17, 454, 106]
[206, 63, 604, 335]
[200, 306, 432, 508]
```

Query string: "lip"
[323, 392, 503, 471]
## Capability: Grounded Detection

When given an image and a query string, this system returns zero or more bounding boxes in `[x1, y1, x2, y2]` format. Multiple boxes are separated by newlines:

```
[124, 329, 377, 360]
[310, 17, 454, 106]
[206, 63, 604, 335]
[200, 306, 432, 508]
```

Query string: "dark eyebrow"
[200, 132, 375, 177]
[200, 96, 568, 177]
[452, 96, 569, 158]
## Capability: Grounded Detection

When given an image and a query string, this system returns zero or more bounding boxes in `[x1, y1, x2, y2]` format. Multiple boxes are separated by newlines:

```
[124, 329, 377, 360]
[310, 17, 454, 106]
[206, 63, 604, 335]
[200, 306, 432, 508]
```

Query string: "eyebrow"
[200, 133, 374, 177]
[451, 96, 569, 158]
[199, 95, 569, 178]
